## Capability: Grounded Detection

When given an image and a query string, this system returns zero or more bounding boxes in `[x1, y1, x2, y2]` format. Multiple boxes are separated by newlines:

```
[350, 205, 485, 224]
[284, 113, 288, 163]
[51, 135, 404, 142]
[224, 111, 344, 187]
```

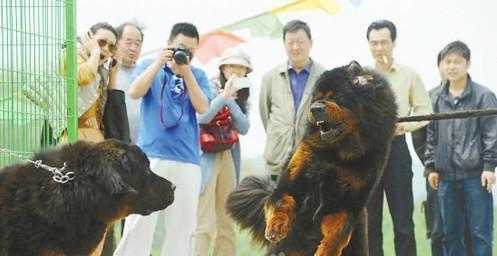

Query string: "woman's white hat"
[218, 47, 253, 73]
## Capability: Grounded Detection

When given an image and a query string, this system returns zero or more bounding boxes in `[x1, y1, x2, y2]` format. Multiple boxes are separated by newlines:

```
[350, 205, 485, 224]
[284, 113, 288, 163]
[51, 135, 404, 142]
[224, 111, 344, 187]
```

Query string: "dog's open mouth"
[316, 120, 346, 142]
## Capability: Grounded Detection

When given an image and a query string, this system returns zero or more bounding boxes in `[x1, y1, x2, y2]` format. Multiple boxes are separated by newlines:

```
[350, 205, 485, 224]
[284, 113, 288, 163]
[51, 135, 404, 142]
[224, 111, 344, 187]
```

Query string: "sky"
[77, 0, 497, 198]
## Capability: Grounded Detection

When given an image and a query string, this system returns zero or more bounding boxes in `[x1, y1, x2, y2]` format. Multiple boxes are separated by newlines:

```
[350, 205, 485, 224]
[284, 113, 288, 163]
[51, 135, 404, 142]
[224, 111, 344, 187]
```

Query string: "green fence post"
[65, 0, 78, 143]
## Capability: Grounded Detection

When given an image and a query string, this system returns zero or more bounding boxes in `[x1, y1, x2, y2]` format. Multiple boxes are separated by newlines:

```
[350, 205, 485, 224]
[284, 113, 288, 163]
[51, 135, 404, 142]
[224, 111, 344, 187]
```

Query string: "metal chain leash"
[0, 148, 74, 184]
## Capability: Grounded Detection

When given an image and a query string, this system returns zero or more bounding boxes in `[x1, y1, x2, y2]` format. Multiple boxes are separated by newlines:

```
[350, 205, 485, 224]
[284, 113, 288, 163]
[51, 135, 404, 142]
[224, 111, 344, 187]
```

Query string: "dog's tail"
[226, 175, 274, 246]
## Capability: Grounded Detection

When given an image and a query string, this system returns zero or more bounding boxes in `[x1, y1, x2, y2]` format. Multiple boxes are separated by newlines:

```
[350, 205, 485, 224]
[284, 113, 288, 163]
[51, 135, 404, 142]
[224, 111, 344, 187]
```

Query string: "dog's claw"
[269, 233, 276, 240]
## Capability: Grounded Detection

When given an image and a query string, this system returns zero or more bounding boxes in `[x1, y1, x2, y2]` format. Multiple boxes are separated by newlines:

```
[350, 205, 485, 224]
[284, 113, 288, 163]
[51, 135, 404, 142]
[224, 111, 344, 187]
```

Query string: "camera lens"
[173, 51, 188, 65]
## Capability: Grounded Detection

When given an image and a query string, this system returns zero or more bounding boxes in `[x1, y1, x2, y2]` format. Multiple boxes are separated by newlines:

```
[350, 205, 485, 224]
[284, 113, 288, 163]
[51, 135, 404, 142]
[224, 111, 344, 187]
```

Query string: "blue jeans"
[438, 176, 493, 256]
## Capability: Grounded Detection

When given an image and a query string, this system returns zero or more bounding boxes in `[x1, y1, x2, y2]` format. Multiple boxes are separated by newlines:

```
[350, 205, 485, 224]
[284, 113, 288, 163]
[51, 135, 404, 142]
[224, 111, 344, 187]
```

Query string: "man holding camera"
[114, 22, 211, 256]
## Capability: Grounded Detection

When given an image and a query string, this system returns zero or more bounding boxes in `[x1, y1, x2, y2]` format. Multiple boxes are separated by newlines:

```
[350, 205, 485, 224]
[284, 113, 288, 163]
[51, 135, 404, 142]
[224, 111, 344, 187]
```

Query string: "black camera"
[168, 43, 190, 65]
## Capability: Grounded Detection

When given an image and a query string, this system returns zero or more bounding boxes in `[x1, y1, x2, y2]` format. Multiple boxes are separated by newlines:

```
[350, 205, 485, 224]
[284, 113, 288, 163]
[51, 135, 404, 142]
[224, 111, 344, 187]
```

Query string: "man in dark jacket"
[425, 40, 497, 256]
[417, 50, 473, 256]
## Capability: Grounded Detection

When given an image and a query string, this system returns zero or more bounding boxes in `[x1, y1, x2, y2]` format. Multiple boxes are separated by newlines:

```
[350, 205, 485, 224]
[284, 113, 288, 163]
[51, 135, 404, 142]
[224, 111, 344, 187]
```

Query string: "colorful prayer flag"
[349, 0, 362, 7]
[141, 0, 343, 62]
[224, 12, 284, 40]
[271, 0, 341, 16]
[195, 31, 246, 64]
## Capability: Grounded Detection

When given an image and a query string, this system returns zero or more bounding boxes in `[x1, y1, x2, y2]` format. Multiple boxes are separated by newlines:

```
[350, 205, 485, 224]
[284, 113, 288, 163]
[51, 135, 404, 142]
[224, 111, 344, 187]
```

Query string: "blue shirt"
[134, 59, 212, 165]
[288, 60, 313, 113]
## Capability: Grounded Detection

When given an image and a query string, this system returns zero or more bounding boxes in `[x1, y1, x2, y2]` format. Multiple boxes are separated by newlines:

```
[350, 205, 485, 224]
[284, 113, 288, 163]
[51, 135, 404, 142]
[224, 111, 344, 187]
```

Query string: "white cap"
[218, 47, 253, 74]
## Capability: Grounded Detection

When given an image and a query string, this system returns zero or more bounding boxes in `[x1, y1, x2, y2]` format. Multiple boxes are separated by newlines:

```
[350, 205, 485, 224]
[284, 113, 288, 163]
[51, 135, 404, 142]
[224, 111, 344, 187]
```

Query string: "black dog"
[0, 139, 175, 256]
[227, 62, 397, 255]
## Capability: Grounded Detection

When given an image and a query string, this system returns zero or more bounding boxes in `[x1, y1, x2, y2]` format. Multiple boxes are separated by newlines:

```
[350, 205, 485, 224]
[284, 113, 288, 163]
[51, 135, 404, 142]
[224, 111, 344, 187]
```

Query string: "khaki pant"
[115, 158, 201, 256]
[195, 150, 236, 256]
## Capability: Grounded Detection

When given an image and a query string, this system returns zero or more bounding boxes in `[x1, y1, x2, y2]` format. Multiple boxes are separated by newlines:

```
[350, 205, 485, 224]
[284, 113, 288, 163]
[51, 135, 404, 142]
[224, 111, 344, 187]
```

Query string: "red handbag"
[200, 106, 239, 153]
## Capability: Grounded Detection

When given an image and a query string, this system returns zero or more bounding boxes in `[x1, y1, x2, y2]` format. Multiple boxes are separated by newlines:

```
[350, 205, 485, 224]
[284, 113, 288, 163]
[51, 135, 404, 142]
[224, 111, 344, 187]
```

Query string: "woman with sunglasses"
[69, 22, 120, 143]
[60, 22, 120, 256]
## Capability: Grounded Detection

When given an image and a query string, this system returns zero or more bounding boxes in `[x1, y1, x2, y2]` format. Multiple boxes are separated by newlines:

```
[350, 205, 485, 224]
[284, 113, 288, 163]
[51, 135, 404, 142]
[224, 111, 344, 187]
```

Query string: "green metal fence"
[0, 0, 77, 168]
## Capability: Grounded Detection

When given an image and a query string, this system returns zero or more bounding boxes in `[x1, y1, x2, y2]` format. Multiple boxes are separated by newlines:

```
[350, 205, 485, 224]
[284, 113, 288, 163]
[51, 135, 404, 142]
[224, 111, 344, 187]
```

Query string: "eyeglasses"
[97, 39, 117, 54]
[368, 40, 392, 47]
[284, 39, 307, 47]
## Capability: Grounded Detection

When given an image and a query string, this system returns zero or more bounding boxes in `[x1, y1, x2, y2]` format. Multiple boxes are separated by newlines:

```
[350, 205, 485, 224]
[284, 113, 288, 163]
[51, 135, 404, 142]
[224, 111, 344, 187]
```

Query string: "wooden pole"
[398, 108, 497, 122]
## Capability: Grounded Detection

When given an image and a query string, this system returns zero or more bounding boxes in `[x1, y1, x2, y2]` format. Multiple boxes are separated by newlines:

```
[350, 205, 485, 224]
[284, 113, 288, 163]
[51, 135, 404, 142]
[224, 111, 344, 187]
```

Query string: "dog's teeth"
[316, 121, 324, 126]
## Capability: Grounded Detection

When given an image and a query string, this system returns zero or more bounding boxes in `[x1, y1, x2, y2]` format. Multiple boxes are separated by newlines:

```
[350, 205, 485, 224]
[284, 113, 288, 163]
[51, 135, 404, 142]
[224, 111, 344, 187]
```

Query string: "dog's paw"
[264, 215, 290, 243]
[264, 194, 296, 243]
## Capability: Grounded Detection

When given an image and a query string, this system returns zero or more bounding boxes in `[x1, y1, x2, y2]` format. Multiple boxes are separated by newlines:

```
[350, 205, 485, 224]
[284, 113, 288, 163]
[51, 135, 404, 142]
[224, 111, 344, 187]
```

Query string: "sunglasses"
[97, 39, 117, 55]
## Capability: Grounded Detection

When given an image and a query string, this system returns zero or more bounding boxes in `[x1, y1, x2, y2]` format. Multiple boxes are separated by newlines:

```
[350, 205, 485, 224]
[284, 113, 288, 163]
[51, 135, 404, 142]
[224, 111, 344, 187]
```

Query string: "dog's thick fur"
[0, 139, 175, 256]
[227, 62, 397, 256]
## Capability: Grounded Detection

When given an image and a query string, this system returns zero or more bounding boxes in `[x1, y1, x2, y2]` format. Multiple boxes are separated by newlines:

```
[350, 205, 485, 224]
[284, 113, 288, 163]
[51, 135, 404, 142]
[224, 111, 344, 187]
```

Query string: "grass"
[114, 157, 497, 255]
[234, 202, 497, 256]
[232, 201, 431, 256]
[142, 202, 496, 255]
[113, 201, 433, 255]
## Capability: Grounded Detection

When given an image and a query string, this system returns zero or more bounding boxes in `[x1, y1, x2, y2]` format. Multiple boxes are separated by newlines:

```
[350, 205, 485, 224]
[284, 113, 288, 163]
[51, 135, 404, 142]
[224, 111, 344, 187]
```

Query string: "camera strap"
[160, 73, 186, 129]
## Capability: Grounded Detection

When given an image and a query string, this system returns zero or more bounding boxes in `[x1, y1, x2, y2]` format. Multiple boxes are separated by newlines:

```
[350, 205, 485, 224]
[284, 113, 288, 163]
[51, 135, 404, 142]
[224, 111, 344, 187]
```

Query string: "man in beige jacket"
[259, 20, 325, 181]
[365, 19, 432, 256]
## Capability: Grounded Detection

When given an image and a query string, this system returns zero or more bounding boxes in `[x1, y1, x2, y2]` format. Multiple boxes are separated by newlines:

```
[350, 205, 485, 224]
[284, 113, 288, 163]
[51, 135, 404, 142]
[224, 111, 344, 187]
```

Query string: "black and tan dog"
[0, 139, 175, 256]
[227, 61, 397, 255]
